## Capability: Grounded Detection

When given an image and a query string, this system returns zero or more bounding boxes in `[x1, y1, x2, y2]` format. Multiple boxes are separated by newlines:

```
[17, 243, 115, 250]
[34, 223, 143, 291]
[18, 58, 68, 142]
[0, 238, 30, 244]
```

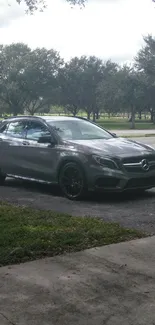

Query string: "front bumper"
[87, 165, 155, 192]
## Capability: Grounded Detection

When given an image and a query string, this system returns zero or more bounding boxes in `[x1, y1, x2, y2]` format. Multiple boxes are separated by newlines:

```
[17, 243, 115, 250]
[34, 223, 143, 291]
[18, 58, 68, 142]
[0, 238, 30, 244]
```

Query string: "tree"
[120, 68, 147, 129]
[14, 0, 155, 13]
[79, 56, 105, 120]
[96, 61, 120, 119]
[16, 0, 86, 13]
[18, 47, 63, 115]
[0, 43, 32, 115]
[0, 43, 63, 115]
[58, 57, 84, 116]
[59, 56, 104, 119]
[135, 35, 155, 123]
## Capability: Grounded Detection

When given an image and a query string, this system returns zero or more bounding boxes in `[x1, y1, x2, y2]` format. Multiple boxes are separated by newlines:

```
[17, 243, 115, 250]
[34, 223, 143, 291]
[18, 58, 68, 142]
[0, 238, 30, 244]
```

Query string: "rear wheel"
[58, 162, 87, 200]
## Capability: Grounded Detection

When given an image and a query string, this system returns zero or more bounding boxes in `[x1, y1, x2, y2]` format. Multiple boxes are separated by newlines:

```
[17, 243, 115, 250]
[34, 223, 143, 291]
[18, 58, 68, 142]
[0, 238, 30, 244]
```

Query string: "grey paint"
[0, 116, 155, 195]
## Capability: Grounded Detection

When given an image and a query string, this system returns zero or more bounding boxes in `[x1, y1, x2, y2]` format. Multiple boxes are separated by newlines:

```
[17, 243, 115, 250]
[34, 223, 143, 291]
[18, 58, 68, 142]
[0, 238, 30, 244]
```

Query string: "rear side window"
[6, 121, 27, 138]
[0, 122, 8, 133]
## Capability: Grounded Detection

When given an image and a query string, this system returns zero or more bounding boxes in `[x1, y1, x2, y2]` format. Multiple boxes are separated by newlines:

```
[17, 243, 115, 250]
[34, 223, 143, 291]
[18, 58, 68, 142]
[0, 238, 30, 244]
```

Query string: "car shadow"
[5, 178, 60, 196]
[4, 178, 155, 204]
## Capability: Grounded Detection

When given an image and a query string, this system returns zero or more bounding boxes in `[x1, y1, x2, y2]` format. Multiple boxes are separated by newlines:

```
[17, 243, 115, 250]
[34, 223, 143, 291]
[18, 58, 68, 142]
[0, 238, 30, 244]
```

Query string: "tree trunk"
[96, 111, 99, 119]
[87, 111, 91, 120]
[150, 110, 154, 123]
[93, 112, 96, 122]
[153, 111, 155, 124]
[108, 113, 111, 119]
[130, 106, 135, 129]
[139, 111, 142, 120]
[72, 105, 77, 117]
[150, 110, 155, 123]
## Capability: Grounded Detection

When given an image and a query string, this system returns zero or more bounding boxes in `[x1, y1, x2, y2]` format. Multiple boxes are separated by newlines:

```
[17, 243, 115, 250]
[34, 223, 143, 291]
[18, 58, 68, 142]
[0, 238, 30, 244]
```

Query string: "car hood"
[67, 137, 154, 158]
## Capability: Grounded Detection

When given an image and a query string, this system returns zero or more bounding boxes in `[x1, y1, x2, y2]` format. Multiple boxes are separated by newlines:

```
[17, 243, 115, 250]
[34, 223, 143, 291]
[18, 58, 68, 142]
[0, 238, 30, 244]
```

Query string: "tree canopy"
[0, 35, 155, 128]
[16, 0, 86, 13]
[16, 0, 155, 13]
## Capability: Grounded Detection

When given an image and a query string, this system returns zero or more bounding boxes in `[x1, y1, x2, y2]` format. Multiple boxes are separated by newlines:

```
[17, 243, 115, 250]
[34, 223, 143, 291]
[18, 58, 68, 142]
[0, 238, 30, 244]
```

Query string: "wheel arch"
[56, 157, 87, 181]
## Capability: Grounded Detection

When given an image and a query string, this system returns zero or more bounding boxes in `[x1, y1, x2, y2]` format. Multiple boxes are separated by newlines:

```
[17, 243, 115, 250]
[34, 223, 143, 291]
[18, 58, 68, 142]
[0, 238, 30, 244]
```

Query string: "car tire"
[0, 173, 6, 185]
[58, 162, 87, 200]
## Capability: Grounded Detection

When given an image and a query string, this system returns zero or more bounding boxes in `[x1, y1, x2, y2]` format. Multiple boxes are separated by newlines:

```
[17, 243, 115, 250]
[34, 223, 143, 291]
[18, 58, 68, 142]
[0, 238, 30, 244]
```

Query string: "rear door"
[0, 119, 29, 176]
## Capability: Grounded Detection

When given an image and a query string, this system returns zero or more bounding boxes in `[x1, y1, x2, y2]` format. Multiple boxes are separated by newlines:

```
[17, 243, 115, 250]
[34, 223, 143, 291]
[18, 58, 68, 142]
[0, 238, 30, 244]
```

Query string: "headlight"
[92, 155, 118, 169]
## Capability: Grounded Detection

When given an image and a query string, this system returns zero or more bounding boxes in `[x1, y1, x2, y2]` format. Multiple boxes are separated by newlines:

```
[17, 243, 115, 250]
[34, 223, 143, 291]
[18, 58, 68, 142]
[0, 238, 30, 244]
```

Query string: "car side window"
[5, 121, 27, 138]
[26, 121, 51, 141]
[0, 123, 9, 133]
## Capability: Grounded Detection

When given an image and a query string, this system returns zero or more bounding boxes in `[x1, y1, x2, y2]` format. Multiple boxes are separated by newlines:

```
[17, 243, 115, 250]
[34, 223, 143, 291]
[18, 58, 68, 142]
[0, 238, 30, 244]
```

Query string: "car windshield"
[47, 119, 112, 140]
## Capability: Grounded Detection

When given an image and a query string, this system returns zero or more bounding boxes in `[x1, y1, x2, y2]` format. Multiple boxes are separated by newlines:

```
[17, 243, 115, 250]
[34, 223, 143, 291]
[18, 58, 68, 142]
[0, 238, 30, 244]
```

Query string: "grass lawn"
[2, 114, 155, 130]
[97, 120, 155, 130]
[0, 202, 145, 267]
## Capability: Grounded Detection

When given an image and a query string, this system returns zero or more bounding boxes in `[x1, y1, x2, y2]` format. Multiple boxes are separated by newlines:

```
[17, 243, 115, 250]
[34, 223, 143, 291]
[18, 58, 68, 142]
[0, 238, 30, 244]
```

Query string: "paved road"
[114, 130, 155, 136]
[132, 136, 155, 147]
[1, 136, 155, 235]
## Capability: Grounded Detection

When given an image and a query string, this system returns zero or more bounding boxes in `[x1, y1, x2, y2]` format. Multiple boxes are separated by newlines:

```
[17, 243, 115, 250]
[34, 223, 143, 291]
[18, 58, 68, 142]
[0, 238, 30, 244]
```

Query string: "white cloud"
[0, 0, 155, 63]
[0, 0, 25, 27]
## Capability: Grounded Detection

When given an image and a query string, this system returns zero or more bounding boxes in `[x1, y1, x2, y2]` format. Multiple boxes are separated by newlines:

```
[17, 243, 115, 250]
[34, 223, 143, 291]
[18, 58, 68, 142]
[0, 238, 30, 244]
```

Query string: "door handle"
[22, 141, 30, 146]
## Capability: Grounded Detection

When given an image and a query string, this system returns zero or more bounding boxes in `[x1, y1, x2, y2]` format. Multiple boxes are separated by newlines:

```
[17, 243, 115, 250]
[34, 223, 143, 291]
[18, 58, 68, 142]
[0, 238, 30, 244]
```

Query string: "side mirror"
[111, 132, 117, 138]
[38, 135, 55, 144]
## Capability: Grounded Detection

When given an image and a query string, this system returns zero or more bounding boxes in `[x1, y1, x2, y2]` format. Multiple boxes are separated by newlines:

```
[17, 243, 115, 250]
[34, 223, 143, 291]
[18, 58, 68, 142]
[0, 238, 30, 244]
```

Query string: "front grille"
[126, 177, 155, 189]
[122, 155, 155, 164]
[122, 155, 155, 173]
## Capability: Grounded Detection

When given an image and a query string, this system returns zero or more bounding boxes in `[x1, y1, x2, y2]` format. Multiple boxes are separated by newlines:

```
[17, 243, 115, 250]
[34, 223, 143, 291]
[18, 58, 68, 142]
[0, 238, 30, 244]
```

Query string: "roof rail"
[73, 116, 88, 120]
[3, 115, 42, 120]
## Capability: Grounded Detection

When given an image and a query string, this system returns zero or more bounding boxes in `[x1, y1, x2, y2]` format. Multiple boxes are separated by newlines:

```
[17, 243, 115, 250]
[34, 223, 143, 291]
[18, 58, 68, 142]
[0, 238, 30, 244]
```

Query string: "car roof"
[40, 116, 80, 122]
[2, 115, 87, 123]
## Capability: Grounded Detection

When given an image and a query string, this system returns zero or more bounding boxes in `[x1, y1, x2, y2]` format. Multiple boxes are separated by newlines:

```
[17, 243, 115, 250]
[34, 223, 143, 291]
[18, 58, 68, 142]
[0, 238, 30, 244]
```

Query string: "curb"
[120, 134, 155, 138]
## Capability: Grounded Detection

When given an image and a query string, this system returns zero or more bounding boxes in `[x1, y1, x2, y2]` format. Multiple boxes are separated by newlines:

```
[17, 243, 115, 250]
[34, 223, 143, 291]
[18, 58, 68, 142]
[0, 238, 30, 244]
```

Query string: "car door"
[22, 120, 58, 182]
[0, 119, 29, 176]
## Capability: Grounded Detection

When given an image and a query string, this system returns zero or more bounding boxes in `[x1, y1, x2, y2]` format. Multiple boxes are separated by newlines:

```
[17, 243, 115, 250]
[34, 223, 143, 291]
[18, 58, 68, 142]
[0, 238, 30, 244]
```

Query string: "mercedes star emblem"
[141, 159, 150, 171]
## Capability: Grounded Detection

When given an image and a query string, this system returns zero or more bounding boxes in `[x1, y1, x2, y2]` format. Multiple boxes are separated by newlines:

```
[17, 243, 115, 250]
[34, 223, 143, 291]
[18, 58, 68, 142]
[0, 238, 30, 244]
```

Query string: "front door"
[21, 120, 58, 182]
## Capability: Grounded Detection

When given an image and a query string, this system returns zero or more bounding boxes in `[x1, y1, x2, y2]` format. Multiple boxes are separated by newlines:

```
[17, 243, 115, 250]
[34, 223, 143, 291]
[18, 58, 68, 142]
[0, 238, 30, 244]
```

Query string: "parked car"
[0, 115, 155, 200]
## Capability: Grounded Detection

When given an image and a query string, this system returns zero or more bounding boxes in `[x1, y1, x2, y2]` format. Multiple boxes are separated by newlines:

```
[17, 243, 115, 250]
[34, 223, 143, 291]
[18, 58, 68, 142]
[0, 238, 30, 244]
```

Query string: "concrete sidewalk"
[1, 237, 155, 325]
[113, 129, 155, 137]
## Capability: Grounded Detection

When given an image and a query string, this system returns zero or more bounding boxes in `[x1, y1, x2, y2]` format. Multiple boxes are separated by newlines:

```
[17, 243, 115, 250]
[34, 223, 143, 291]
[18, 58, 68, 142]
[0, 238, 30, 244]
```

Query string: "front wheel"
[58, 162, 87, 200]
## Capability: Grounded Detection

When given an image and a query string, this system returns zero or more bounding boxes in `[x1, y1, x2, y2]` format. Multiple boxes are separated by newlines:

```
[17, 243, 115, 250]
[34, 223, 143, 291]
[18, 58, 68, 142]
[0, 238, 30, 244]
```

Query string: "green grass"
[2, 114, 155, 130]
[0, 203, 144, 267]
[97, 120, 155, 130]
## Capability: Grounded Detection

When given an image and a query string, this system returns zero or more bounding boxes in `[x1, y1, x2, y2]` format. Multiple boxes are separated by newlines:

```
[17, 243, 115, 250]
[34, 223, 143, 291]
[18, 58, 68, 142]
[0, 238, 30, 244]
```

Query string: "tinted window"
[0, 122, 8, 133]
[47, 119, 112, 140]
[26, 121, 51, 140]
[6, 121, 27, 138]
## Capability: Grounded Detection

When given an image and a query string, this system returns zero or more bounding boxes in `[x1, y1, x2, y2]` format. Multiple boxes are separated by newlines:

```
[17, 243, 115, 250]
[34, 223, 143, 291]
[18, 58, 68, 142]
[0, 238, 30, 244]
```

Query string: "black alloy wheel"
[59, 162, 87, 200]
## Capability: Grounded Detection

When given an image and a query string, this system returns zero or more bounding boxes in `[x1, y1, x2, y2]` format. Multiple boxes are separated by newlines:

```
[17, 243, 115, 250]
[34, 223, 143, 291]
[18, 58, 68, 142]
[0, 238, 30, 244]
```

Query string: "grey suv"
[0, 115, 155, 200]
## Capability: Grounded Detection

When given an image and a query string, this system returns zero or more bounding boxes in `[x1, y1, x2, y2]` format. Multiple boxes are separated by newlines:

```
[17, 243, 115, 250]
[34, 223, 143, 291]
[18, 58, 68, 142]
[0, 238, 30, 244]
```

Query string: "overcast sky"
[0, 0, 155, 63]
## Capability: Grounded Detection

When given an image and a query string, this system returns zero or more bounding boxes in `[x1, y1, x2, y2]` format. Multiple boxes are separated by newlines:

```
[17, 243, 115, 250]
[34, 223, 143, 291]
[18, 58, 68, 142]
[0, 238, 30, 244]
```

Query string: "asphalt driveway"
[1, 178, 155, 234]
[0, 136, 155, 234]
